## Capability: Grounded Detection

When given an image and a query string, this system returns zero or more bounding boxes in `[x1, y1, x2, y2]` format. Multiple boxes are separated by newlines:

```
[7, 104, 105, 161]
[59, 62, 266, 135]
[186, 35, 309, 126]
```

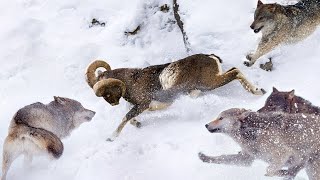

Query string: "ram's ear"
[54, 96, 66, 105]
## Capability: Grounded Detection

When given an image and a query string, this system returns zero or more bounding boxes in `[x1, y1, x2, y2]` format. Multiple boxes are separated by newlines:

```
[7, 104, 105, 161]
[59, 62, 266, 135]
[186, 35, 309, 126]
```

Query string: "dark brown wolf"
[258, 87, 320, 115]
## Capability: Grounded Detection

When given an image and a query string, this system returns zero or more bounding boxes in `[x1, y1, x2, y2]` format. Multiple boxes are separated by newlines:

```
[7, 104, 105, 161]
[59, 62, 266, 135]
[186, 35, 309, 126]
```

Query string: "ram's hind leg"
[189, 89, 202, 98]
[217, 68, 265, 95]
[130, 119, 142, 128]
[149, 101, 171, 111]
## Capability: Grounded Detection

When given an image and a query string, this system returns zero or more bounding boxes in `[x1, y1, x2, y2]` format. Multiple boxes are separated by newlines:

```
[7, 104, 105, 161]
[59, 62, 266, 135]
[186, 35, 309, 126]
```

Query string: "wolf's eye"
[219, 117, 223, 120]
[106, 94, 110, 98]
[259, 17, 264, 20]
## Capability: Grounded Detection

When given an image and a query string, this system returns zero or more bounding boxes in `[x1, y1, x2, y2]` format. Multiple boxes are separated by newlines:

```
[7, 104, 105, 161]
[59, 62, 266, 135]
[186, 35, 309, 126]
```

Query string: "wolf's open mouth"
[208, 128, 221, 133]
[254, 26, 264, 33]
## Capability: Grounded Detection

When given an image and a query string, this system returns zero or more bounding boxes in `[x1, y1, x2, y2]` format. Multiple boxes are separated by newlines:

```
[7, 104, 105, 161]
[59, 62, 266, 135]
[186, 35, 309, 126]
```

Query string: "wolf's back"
[298, 0, 320, 6]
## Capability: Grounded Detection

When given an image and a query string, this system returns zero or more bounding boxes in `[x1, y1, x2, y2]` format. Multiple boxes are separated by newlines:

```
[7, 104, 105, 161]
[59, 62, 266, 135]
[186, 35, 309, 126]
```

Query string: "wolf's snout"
[85, 109, 96, 121]
[90, 110, 96, 117]
[205, 124, 209, 129]
[250, 24, 255, 30]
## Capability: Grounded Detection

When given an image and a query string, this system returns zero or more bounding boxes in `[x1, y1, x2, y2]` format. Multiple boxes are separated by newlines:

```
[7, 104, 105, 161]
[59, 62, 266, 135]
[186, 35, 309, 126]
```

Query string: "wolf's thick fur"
[259, 87, 320, 115]
[86, 54, 266, 141]
[200, 108, 320, 180]
[1, 97, 95, 180]
[245, 0, 320, 67]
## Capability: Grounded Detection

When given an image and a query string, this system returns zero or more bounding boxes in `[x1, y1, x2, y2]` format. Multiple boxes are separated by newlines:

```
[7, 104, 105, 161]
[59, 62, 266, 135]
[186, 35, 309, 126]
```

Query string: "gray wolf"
[199, 108, 320, 180]
[85, 54, 266, 141]
[245, 0, 320, 67]
[1, 96, 95, 180]
[258, 87, 320, 115]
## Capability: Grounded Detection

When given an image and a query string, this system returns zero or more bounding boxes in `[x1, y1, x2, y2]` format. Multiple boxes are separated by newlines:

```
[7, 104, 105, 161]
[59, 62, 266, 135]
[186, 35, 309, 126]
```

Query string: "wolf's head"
[53, 96, 96, 129]
[250, 0, 281, 34]
[258, 87, 295, 113]
[205, 108, 250, 134]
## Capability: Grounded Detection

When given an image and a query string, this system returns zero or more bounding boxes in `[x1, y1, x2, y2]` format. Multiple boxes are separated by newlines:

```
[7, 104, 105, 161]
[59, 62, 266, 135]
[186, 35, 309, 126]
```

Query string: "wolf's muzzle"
[205, 124, 221, 133]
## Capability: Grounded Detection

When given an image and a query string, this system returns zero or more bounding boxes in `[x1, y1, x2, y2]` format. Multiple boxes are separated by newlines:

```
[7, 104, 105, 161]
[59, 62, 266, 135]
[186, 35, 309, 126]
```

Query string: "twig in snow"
[173, 0, 192, 53]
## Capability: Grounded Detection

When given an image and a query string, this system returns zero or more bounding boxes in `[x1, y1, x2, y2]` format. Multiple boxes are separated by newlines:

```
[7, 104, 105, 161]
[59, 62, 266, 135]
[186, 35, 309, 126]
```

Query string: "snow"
[1, 0, 319, 179]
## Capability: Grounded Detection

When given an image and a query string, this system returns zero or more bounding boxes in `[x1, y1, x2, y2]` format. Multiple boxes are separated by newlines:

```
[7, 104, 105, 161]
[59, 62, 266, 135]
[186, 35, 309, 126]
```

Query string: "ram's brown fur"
[86, 54, 265, 141]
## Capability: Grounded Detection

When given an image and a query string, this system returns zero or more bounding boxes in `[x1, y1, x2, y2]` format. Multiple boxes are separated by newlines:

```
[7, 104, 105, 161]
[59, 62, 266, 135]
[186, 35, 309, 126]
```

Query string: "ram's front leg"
[198, 151, 254, 166]
[107, 104, 148, 141]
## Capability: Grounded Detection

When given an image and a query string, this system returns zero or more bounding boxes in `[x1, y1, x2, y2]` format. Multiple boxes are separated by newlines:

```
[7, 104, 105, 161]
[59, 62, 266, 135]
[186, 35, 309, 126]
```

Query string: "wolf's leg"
[306, 157, 320, 180]
[265, 150, 294, 177]
[198, 152, 254, 166]
[107, 104, 149, 142]
[245, 37, 281, 67]
[214, 68, 266, 95]
[23, 153, 33, 168]
[271, 162, 305, 179]
[2, 136, 23, 180]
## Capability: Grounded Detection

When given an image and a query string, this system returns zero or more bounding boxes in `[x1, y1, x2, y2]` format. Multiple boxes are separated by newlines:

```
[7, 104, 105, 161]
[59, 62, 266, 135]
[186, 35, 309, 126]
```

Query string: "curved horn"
[93, 78, 126, 97]
[85, 60, 111, 88]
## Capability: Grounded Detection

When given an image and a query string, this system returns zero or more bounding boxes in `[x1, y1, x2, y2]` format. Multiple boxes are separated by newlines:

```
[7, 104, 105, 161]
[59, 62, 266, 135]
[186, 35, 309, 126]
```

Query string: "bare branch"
[173, 0, 192, 53]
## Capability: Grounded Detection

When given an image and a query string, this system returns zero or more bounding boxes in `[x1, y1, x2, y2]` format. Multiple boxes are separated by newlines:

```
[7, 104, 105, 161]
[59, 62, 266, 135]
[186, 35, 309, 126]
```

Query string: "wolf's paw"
[106, 137, 115, 142]
[243, 60, 254, 67]
[198, 152, 215, 163]
[106, 134, 117, 142]
[198, 152, 208, 162]
[260, 58, 273, 71]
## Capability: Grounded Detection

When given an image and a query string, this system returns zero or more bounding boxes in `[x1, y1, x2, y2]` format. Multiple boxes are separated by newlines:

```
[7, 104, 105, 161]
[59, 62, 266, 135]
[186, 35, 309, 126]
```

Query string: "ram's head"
[86, 60, 126, 106]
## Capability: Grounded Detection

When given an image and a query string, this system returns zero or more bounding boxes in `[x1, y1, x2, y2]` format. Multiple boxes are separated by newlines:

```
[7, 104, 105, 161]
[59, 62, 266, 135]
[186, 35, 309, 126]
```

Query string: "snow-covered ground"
[1, 0, 320, 179]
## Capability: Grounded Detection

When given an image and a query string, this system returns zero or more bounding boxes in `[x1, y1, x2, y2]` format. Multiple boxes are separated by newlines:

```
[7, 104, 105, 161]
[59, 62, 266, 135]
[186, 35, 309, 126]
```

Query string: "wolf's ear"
[288, 90, 295, 99]
[257, 0, 263, 7]
[272, 87, 279, 93]
[54, 96, 66, 105]
[239, 109, 251, 122]
[268, 5, 276, 12]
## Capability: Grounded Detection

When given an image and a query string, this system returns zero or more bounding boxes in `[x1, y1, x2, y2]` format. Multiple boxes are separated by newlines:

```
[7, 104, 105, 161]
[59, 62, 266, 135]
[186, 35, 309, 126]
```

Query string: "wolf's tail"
[16, 124, 64, 158]
[1, 124, 63, 180]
